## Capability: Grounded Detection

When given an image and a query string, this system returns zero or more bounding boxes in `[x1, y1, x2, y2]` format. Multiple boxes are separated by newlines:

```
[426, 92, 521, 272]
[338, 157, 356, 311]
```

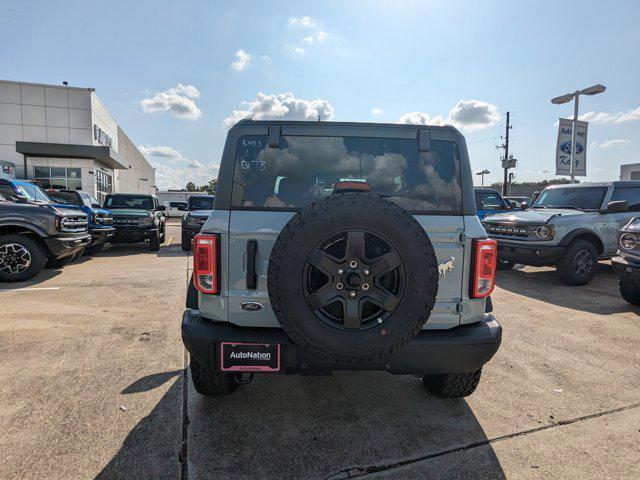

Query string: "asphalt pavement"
[1, 223, 638, 479]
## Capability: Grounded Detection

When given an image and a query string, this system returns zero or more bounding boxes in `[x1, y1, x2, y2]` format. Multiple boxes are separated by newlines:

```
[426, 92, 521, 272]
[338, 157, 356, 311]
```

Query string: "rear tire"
[557, 240, 598, 286]
[618, 276, 640, 305]
[423, 370, 482, 398]
[190, 356, 238, 396]
[0, 235, 47, 282]
[496, 258, 515, 270]
[149, 232, 160, 252]
[181, 233, 190, 252]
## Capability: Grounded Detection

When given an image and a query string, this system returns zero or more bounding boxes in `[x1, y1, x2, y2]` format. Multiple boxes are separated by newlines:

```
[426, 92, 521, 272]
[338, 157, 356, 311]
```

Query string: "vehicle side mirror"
[14, 195, 29, 204]
[520, 201, 528, 210]
[177, 205, 186, 211]
[157, 205, 166, 211]
[605, 200, 629, 213]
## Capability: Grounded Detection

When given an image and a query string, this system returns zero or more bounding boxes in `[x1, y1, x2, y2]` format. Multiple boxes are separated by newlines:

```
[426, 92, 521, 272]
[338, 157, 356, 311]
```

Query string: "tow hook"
[234, 372, 254, 385]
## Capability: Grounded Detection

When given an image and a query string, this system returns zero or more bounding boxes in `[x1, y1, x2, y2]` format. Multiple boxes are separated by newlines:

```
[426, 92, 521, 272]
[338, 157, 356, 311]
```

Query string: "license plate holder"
[220, 342, 281, 372]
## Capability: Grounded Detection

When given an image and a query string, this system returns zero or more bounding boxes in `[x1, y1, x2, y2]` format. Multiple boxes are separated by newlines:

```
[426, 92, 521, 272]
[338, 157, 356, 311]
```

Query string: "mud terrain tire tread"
[422, 369, 482, 398]
[190, 356, 238, 396]
[618, 277, 640, 305]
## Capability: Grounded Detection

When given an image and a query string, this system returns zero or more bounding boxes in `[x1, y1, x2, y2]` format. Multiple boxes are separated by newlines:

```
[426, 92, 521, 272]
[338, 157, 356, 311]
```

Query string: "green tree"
[203, 178, 217, 195]
[185, 181, 197, 192]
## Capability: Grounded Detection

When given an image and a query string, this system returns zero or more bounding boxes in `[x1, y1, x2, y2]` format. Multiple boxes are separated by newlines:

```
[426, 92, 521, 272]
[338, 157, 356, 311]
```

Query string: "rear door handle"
[246, 240, 257, 289]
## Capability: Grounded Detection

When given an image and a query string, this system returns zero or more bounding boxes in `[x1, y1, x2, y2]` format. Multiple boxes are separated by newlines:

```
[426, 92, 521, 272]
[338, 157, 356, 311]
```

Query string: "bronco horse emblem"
[438, 257, 455, 279]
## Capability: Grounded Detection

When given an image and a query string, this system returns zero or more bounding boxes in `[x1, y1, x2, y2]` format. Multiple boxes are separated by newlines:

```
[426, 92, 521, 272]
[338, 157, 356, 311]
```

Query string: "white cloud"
[140, 84, 202, 120]
[371, 108, 384, 115]
[303, 30, 328, 45]
[580, 107, 640, 124]
[596, 138, 631, 148]
[315, 30, 328, 43]
[398, 112, 447, 126]
[139, 145, 218, 190]
[397, 99, 500, 132]
[447, 100, 500, 132]
[285, 43, 306, 57]
[223, 92, 335, 129]
[288, 16, 315, 27]
[230, 49, 251, 71]
[260, 55, 273, 64]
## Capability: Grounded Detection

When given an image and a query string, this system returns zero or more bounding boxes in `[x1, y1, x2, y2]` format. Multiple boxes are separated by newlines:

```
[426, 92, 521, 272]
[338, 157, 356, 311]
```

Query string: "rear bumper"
[44, 233, 92, 258]
[182, 310, 502, 375]
[495, 239, 564, 266]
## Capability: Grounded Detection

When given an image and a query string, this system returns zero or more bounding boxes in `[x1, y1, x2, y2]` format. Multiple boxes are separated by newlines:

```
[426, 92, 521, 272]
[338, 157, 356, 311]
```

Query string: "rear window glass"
[105, 195, 153, 209]
[231, 135, 462, 212]
[48, 191, 81, 206]
[188, 196, 215, 210]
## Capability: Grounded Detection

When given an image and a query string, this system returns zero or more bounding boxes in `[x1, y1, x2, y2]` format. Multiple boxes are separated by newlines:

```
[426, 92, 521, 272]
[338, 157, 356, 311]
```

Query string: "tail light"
[471, 239, 497, 298]
[194, 234, 220, 294]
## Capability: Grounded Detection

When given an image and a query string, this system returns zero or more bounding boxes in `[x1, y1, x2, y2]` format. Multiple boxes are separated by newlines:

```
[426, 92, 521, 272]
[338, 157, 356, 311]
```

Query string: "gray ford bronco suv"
[0, 191, 90, 282]
[483, 181, 640, 285]
[182, 120, 502, 398]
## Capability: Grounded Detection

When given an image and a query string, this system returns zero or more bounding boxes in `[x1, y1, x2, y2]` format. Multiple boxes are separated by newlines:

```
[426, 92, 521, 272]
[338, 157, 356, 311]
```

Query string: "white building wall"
[90, 93, 119, 151]
[620, 163, 640, 181]
[0, 79, 154, 196]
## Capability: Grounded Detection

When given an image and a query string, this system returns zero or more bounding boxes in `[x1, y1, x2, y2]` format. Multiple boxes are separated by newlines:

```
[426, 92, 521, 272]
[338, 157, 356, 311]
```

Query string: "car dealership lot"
[1, 223, 639, 479]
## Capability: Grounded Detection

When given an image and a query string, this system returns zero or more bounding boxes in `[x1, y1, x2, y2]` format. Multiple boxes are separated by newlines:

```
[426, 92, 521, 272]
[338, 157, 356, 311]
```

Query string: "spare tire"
[268, 193, 439, 364]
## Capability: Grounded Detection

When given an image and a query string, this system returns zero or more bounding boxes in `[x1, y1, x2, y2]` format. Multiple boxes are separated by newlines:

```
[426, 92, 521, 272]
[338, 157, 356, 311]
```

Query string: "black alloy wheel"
[573, 249, 595, 276]
[0, 243, 32, 274]
[303, 230, 404, 331]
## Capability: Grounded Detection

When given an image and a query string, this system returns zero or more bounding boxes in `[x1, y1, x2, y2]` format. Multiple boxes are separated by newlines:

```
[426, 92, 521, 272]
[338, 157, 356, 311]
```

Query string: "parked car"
[180, 195, 215, 251]
[167, 201, 188, 218]
[182, 120, 502, 399]
[0, 191, 90, 281]
[474, 187, 511, 219]
[105, 194, 166, 252]
[483, 181, 640, 284]
[0, 178, 52, 204]
[612, 217, 640, 305]
[46, 189, 114, 255]
[505, 196, 531, 209]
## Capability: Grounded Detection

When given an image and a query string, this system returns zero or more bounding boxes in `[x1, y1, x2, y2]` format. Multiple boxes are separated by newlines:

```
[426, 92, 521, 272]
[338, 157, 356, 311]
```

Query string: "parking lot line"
[0, 286, 61, 291]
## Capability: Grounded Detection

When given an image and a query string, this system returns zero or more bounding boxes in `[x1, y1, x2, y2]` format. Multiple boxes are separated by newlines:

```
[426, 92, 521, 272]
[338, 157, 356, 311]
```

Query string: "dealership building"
[0, 79, 155, 203]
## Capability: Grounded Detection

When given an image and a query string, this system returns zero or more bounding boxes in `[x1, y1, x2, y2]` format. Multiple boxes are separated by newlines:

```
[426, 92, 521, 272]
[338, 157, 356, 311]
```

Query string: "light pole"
[476, 169, 490, 187]
[551, 84, 606, 182]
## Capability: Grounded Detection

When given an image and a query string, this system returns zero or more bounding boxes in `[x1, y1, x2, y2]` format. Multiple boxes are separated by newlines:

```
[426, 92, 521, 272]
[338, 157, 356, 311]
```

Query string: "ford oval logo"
[240, 301, 264, 312]
[559, 141, 584, 155]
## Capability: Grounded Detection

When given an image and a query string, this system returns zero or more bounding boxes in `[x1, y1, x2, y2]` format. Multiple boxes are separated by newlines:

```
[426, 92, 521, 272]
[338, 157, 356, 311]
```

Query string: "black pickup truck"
[0, 192, 91, 282]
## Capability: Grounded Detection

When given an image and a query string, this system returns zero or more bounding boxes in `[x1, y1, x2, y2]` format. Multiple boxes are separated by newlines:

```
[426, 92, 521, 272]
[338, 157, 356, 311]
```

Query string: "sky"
[1, 0, 639, 189]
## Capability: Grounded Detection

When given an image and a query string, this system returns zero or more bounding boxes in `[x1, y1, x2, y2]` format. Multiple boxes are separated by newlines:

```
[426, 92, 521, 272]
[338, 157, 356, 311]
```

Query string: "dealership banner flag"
[555, 118, 588, 176]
